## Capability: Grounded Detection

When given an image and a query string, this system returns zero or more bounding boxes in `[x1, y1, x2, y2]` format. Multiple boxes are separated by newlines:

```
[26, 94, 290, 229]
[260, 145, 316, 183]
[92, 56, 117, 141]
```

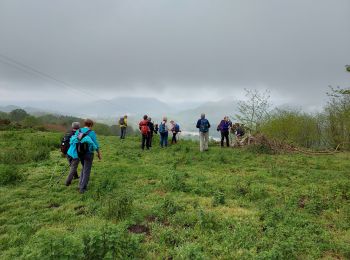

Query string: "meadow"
[0, 130, 349, 259]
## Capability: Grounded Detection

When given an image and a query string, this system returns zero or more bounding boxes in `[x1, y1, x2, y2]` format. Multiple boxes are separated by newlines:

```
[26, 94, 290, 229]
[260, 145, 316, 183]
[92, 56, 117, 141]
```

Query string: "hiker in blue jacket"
[217, 116, 232, 147]
[66, 119, 101, 193]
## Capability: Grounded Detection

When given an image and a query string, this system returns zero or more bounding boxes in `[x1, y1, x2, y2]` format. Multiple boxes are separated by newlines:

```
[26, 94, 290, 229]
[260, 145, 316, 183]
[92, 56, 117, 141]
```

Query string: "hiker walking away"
[217, 116, 231, 147]
[159, 117, 169, 148]
[154, 124, 159, 135]
[62, 122, 81, 185]
[196, 113, 211, 152]
[139, 115, 150, 150]
[170, 120, 181, 144]
[119, 115, 128, 139]
[148, 117, 155, 147]
[67, 119, 102, 193]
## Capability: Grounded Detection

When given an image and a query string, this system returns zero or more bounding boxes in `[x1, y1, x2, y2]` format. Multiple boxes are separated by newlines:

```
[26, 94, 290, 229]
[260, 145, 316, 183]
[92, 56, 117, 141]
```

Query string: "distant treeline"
[0, 109, 136, 136]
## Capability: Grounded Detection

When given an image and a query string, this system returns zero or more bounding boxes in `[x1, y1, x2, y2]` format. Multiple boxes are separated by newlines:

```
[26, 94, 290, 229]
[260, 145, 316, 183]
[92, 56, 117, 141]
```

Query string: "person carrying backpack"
[67, 119, 101, 193]
[147, 117, 155, 147]
[139, 115, 150, 150]
[217, 116, 231, 147]
[62, 122, 81, 184]
[196, 113, 211, 152]
[159, 117, 169, 148]
[119, 115, 128, 139]
[170, 120, 181, 144]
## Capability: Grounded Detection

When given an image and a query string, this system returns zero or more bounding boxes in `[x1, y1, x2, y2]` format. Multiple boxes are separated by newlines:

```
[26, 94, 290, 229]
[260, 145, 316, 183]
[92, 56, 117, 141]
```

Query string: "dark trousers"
[148, 133, 153, 147]
[141, 134, 150, 150]
[120, 127, 126, 139]
[171, 133, 177, 144]
[160, 132, 168, 147]
[79, 153, 94, 193]
[221, 131, 229, 147]
[65, 157, 79, 186]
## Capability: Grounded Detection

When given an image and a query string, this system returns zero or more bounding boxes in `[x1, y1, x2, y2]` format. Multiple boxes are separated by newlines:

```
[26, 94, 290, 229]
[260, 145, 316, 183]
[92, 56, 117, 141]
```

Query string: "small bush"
[0, 165, 24, 185]
[82, 224, 141, 259]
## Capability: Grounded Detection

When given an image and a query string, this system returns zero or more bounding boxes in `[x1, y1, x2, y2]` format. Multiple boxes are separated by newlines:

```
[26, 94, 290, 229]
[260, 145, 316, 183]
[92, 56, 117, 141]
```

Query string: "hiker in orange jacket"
[139, 115, 151, 150]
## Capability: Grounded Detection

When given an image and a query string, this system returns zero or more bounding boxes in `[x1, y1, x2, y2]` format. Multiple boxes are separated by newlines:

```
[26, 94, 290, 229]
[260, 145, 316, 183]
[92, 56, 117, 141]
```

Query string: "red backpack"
[139, 120, 150, 135]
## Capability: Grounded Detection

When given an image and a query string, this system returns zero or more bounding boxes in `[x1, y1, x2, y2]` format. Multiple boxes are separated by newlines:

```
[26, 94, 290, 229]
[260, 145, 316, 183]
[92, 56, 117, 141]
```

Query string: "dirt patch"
[298, 197, 307, 208]
[128, 224, 150, 235]
[48, 203, 60, 208]
[145, 215, 157, 223]
[74, 205, 86, 215]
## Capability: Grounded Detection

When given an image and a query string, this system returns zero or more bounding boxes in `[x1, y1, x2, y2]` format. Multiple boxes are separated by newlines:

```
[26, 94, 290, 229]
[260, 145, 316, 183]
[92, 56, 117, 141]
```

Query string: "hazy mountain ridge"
[0, 97, 239, 133]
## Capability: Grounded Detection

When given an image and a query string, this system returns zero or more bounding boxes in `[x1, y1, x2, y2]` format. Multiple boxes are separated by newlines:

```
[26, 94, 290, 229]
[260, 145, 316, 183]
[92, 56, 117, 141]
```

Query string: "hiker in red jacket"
[139, 115, 151, 150]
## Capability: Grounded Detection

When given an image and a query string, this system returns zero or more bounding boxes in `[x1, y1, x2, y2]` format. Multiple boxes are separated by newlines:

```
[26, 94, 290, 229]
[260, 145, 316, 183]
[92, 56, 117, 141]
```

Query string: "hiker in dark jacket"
[196, 113, 211, 152]
[159, 117, 169, 148]
[170, 120, 181, 144]
[64, 122, 81, 186]
[154, 124, 159, 135]
[148, 117, 155, 147]
[217, 116, 231, 147]
[139, 115, 150, 150]
[67, 119, 101, 193]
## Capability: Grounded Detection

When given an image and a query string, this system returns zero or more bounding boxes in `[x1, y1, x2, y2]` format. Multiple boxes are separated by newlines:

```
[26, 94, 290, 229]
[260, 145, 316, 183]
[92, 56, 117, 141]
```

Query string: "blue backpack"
[159, 123, 166, 134]
[199, 119, 209, 133]
[175, 124, 180, 133]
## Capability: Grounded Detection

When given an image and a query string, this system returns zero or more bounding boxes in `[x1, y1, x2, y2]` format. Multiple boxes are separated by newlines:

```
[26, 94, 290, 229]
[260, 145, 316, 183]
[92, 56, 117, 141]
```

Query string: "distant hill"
[0, 97, 239, 133]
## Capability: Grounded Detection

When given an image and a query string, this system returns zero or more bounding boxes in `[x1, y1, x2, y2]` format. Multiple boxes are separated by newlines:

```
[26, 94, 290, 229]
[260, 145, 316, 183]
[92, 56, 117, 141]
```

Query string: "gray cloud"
[0, 0, 349, 107]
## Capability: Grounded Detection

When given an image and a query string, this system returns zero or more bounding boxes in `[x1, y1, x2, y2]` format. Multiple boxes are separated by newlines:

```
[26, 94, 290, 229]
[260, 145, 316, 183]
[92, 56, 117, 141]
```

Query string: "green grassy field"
[0, 130, 349, 259]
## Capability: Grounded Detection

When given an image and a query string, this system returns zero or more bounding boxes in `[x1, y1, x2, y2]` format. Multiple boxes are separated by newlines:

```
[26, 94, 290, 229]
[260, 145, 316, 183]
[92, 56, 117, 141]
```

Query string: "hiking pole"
[49, 162, 69, 187]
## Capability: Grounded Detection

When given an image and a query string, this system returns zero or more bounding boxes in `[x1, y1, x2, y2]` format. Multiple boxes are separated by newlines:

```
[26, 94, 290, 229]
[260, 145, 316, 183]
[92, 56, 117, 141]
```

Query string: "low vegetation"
[0, 130, 349, 259]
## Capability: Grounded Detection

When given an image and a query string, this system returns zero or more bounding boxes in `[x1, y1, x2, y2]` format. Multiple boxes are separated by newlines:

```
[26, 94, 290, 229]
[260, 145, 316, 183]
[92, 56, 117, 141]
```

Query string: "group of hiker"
[138, 115, 181, 150]
[60, 114, 246, 194]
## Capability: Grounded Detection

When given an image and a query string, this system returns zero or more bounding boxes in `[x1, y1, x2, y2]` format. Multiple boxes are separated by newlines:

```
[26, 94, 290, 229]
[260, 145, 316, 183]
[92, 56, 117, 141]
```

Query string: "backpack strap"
[78, 129, 92, 141]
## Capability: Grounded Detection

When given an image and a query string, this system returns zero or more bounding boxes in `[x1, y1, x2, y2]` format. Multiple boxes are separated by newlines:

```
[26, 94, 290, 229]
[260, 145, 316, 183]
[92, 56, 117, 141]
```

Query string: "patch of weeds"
[197, 209, 218, 230]
[158, 227, 181, 247]
[162, 170, 188, 192]
[175, 243, 206, 260]
[0, 164, 25, 185]
[104, 192, 134, 220]
[212, 189, 226, 206]
[82, 224, 142, 259]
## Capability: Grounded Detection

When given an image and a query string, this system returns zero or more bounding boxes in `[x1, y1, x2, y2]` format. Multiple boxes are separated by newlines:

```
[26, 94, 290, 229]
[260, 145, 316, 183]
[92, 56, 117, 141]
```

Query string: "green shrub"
[0, 165, 24, 185]
[82, 224, 141, 259]
[260, 109, 322, 148]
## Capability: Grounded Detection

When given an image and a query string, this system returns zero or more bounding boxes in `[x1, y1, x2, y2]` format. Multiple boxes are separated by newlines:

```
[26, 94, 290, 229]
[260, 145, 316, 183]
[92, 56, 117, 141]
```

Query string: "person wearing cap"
[65, 122, 81, 186]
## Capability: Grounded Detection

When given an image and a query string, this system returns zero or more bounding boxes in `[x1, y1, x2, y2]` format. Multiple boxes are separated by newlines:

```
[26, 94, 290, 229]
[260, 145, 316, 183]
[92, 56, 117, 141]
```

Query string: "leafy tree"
[9, 109, 28, 122]
[325, 86, 350, 148]
[236, 89, 271, 132]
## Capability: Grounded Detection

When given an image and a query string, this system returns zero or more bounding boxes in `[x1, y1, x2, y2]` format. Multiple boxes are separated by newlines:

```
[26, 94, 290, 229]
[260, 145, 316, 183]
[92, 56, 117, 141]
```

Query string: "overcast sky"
[0, 0, 349, 109]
